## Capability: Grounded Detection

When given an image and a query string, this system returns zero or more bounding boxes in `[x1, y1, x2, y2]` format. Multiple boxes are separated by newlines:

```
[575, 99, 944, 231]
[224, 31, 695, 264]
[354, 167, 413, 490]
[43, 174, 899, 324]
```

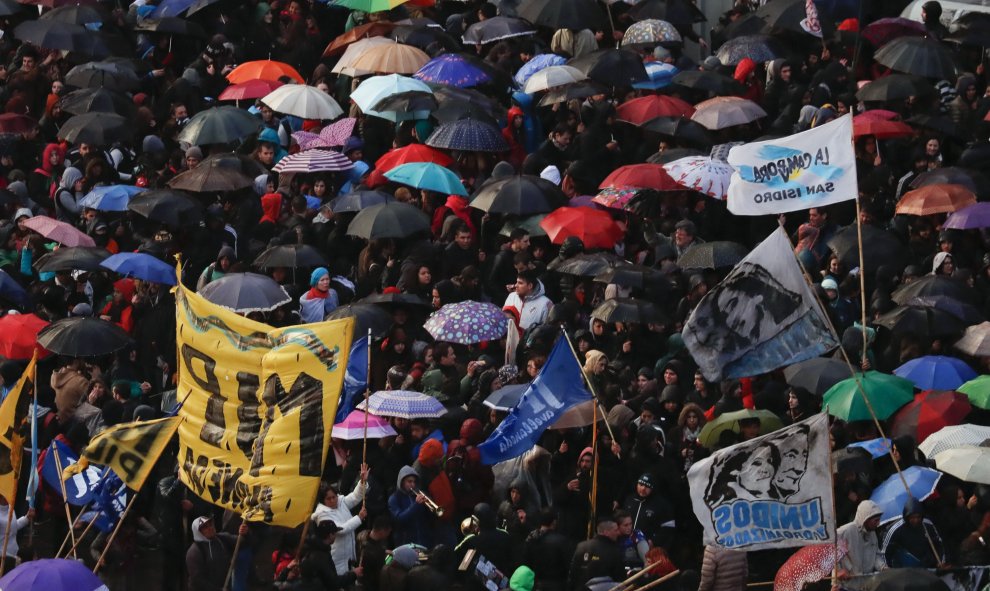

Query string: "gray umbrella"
[37, 317, 131, 357]
[199, 272, 292, 313]
[347, 202, 431, 240]
[65, 62, 140, 91]
[676, 241, 748, 270]
[59, 113, 130, 146]
[177, 106, 262, 146]
[35, 247, 109, 273]
[875, 36, 958, 80]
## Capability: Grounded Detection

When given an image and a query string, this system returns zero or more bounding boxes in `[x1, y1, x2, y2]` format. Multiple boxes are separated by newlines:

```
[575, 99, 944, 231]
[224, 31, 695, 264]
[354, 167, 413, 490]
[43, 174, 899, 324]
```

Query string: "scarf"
[306, 287, 329, 300]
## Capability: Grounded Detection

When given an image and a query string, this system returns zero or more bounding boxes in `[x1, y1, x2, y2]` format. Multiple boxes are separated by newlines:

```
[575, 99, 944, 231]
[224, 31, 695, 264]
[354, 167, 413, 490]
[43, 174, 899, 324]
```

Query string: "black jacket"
[568, 535, 624, 591]
[523, 528, 575, 591]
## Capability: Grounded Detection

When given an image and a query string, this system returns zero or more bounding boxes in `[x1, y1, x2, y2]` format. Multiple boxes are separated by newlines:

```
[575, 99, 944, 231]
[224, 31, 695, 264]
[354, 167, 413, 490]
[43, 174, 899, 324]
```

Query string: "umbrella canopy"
[538, 80, 609, 107]
[78, 184, 144, 212]
[358, 292, 431, 309]
[37, 317, 131, 357]
[960, 376, 990, 409]
[755, 0, 834, 35]
[911, 166, 990, 195]
[22, 216, 94, 247]
[101, 252, 176, 285]
[392, 24, 460, 56]
[691, 96, 767, 130]
[672, 70, 743, 95]
[856, 568, 950, 591]
[716, 34, 785, 65]
[327, 304, 393, 338]
[358, 390, 447, 419]
[896, 184, 977, 216]
[698, 409, 783, 449]
[58, 112, 129, 146]
[920, 424, 990, 458]
[616, 95, 694, 125]
[414, 53, 491, 87]
[260, 84, 343, 120]
[426, 119, 508, 153]
[134, 16, 205, 37]
[547, 252, 627, 277]
[875, 36, 958, 79]
[13, 19, 109, 55]
[892, 275, 974, 305]
[198, 273, 292, 313]
[272, 150, 354, 174]
[384, 162, 467, 196]
[621, 19, 682, 48]
[540, 207, 623, 249]
[219, 79, 283, 102]
[774, 541, 848, 591]
[227, 60, 304, 84]
[856, 74, 934, 102]
[167, 161, 254, 193]
[347, 201, 432, 239]
[591, 298, 665, 324]
[876, 305, 967, 338]
[329, 190, 394, 214]
[828, 224, 905, 277]
[351, 74, 433, 120]
[334, 0, 404, 11]
[514, 54, 567, 86]
[628, 0, 705, 26]
[176, 106, 262, 146]
[862, 16, 927, 46]
[955, 321, 990, 357]
[0, 114, 37, 134]
[676, 241, 748, 271]
[372, 90, 438, 117]
[593, 264, 667, 289]
[934, 446, 990, 485]
[64, 61, 139, 92]
[600, 164, 679, 191]
[894, 355, 977, 391]
[823, 371, 915, 421]
[127, 190, 203, 227]
[0, 314, 48, 360]
[663, 156, 733, 199]
[376, 145, 454, 174]
[34, 246, 108, 273]
[641, 117, 713, 148]
[332, 410, 397, 440]
[469, 175, 564, 215]
[253, 244, 327, 270]
[943, 202, 990, 230]
[522, 65, 587, 94]
[852, 116, 914, 139]
[870, 466, 942, 523]
[518, 0, 603, 30]
[483, 384, 528, 412]
[783, 357, 856, 396]
[349, 43, 431, 75]
[425, 301, 508, 344]
[0, 557, 108, 591]
[568, 49, 649, 86]
[634, 61, 680, 90]
[890, 390, 972, 443]
[333, 37, 396, 77]
[322, 21, 397, 57]
[849, 437, 893, 459]
[905, 295, 984, 325]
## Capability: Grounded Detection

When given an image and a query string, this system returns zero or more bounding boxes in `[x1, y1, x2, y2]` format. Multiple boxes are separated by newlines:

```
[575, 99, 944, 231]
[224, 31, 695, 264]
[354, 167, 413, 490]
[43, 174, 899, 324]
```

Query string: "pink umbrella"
[774, 540, 848, 591]
[858, 109, 900, 121]
[22, 216, 95, 247]
[332, 410, 397, 440]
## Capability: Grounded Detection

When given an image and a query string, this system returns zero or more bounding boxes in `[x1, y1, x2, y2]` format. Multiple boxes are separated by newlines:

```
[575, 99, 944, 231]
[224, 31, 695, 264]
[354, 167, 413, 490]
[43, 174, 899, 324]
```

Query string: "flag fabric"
[0, 355, 36, 504]
[726, 115, 857, 216]
[62, 416, 181, 491]
[41, 440, 103, 506]
[478, 337, 593, 465]
[335, 336, 369, 424]
[800, 0, 823, 37]
[79, 469, 127, 533]
[682, 227, 838, 382]
[687, 413, 836, 550]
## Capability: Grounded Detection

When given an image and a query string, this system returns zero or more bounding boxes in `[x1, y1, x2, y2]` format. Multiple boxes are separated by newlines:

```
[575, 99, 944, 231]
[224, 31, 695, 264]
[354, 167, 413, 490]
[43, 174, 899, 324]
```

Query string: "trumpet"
[412, 488, 444, 517]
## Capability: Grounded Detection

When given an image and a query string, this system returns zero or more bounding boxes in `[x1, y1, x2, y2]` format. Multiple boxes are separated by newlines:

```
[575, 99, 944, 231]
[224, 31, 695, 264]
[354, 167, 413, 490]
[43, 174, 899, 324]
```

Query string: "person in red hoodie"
[28, 143, 64, 212]
[503, 106, 527, 170]
[733, 58, 764, 104]
[431, 194, 476, 240]
[100, 278, 136, 334]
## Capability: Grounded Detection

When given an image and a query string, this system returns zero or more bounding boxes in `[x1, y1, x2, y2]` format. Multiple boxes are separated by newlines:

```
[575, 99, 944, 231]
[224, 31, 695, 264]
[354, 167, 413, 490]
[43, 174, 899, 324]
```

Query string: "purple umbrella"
[414, 54, 491, 88]
[358, 390, 447, 418]
[944, 202, 990, 229]
[0, 558, 108, 590]
[424, 301, 508, 344]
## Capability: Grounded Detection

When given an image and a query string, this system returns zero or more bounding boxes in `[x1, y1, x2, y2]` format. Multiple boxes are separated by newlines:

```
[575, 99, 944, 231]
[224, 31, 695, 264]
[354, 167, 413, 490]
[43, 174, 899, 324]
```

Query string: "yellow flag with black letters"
[63, 416, 181, 491]
[0, 354, 35, 505]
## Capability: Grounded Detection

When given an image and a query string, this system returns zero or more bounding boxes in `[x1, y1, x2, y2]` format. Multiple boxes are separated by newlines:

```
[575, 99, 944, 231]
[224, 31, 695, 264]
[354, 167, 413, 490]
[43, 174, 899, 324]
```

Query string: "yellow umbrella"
[349, 43, 430, 75]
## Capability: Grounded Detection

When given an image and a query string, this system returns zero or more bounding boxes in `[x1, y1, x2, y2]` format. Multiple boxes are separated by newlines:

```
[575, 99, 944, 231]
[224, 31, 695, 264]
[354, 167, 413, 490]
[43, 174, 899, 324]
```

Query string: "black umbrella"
[347, 202, 431, 239]
[594, 264, 668, 289]
[358, 292, 432, 308]
[34, 247, 109, 273]
[568, 49, 649, 87]
[910, 167, 990, 195]
[783, 357, 851, 396]
[646, 147, 706, 164]
[128, 190, 204, 227]
[59, 88, 135, 117]
[959, 143, 990, 168]
[855, 74, 933, 103]
[641, 117, 713, 148]
[906, 296, 985, 325]
[591, 297, 666, 324]
[253, 244, 327, 269]
[462, 16, 535, 45]
[13, 20, 110, 56]
[329, 190, 394, 214]
[187, 0, 226, 16]
[392, 25, 460, 56]
[672, 70, 743, 95]
[906, 114, 965, 140]
[832, 447, 873, 477]
[827, 224, 906, 277]
[176, 106, 262, 146]
[858, 568, 949, 591]
[58, 113, 130, 146]
[469, 175, 565, 215]
[433, 99, 499, 125]
[426, 119, 508, 153]
[199, 273, 292, 313]
[372, 91, 438, 114]
[135, 17, 206, 37]
[677, 241, 748, 270]
[0, 0, 22, 17]
[65, 62, 140, 92]
[892, 275, 975, 305]
[875, 305, 967, 337]
[518, 0, 604, 30]
[433, 86, 504, 121]
[722, 12, 769, 39]
[547, 252, 628, 276]
[875, 36, 958, 80]
[167, 161, 254, 193]
[37, 317, 132, 357]
[326, 303, 393, 338]
[716, 35, 786, 66]
[946, 24, 990, 47]
[628, 0, 705, 27]
[39, 4, 104, 25]
[538, 80, 610, 107]
[756, 0, 834, 37]
[200, 152, 268, 178]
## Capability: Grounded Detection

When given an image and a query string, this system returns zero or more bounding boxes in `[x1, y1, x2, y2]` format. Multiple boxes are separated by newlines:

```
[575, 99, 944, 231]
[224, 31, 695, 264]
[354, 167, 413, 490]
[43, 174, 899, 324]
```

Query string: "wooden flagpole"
[587, 402, 599, 540]
[223, 531, 245, 591]
[51, 446, 77, 558]
[361, 327, 372, 512]
[561, 328, 620, 457]
[92, 492, 141, 574]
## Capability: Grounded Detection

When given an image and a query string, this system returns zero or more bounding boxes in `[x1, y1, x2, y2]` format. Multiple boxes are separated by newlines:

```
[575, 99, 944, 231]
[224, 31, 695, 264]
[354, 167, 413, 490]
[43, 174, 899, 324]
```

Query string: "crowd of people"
[0, 0, 988, 589]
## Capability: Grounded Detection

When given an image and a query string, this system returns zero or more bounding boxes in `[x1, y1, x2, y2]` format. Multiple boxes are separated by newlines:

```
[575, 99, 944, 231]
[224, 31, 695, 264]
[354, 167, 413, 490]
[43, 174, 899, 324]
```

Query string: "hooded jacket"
[388, 465, 433, 548]
[311, 480, 367, 576]
[503, 280, 553, 331]
[54, 167, 84, 222]
[836, 500, 885, 575]
[881, 498, 945, 568]
[186, 518, 238, 591]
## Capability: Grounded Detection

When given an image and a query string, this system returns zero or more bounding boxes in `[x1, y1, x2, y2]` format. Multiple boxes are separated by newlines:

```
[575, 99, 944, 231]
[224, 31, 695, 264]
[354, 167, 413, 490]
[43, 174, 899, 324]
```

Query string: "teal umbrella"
[384, 162, 467, 196]
[350, 74, 432, 122]
[823, 371, 915, 421]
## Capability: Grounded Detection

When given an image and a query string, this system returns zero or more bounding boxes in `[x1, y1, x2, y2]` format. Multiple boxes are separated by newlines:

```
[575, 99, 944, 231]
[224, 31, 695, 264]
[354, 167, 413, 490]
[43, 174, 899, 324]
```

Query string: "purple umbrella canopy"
[424, 301, 509, 344]
[944, 202, 990, 230]
[0, 558, 108, 591]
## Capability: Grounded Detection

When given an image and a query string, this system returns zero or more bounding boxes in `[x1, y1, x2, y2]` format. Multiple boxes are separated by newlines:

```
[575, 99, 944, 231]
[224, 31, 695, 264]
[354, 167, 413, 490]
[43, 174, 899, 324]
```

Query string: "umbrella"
[902, 295, 983, 326]
[322, 21, 397, 57]
[167, 161, 254, 193]
[672, 70, 742, 95]
[260, 85, 343, 120]
[591, 298, 665, 324]
[594, 264, 668, 289]
[852, 116, 914, 139]
[100, 252, 177, 286]
[77, 184, 144, 212]
[198, 273, 292, 313]
[227, 60, 304, 84]
[134, 16, 206, 37]
[522, 65, 587, 94]
[547, 252, 627, 276]
[376, 144, 453, 172]
[0, 0, 20, 15]
[0, 314, 48, 360]
[463, 16, 535, 44]
[483, 384, 528, 412]
[600, 164, 679, 191]
[783, 357, 855, 396]
[64, 61, 139, 92]
[58, 113, 129, 146]
[907, 113, 965, 140]
[349, 43, 431, 75]
[870, 466, 942, 522]
[621, 19, 682, 48]
[176, 106, 262, 146]
[824, 371, 915, 421]
[0, 557, 108, 591]
[862, 17, 927, 46]
[856, 74, 934, 102]
[514, 54, 567, 86]
[875, 305, 967, 338]
[568, 49, 649, 87]
[384, 162, 467, 196]
[13, 20, 109, 55]
[896, 184, 977, 216]
[875, 36, 958, 79]
[425, 301, 508, 344]
[332, 410, 397, 440]
[347, 201, 432, 239]
[628, 0, 706, 26]
[698, 409, 783, 448]
[934, 446, 990, 485]
[517, 0, 603, 30]
[37, 317, 131, 357]
[326, 304, 393, 338]
[616, 95, 694, 125]
[351, 74, 433, 120]
[634, 61, 680, 90]
[426, 119, 509, 153]
[333, 0, 404, 12]
[372, 91, 438, 116]
[392, 25, 460, 56]
[0, 114, 37, 134]
[894, 356, 977, 391]
[892, 275, 974, 305]
[253, 244, 327, 269]
[540, 207, 623, 249]
[357, 390, 447, 419]
[127, 190, 203, 227]
[58, 87, 134, 117]
[919, 424, 990, 458]
[0, 270, 27, 307]
[592, 186, 651, 211]
[849, 437, 893, 458]
[272, 150, 355, 174]
[676, 241, 748, 271]
[538, 80, 609, 107]
[856, 568, 950, 591]
[329, 190, 394, 214]
[755, 0, 833, 35]
[944, 202, 990, 230]
[199, 152, 268, 177]
[716, 35, 785, 65]
[774, 541, 848, 591]
[550, 399, 598, 430]
[22, 216, 94, 247]
[955, 322, 990, 357]
[663, 156, 733, 199]
[414, 54, 492, 88]
[691, 96, 766, 130]
[333, 37, 396, 77]
[358, 292, 431, 309]
[34, 246, 108, 273]
[827, 224, 905, 277]
[960, 376, 990, 409]
[912, 167, 990, 195]
[641, 117, 713, 148]
[890, 390, 972, 443]
[469, 175, 564, 215]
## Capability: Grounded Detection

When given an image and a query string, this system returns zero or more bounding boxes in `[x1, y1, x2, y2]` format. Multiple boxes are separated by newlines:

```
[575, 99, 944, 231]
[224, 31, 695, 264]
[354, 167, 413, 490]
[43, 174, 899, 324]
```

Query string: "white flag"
[688, 414, 836, 551]
[726, 114, 857, 216]
[800, 0, 823, 38]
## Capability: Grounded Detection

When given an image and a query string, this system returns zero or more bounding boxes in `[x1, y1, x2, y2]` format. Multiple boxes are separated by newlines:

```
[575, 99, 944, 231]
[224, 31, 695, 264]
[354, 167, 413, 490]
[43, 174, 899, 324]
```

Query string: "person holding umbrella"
[299, 267, 340, 323]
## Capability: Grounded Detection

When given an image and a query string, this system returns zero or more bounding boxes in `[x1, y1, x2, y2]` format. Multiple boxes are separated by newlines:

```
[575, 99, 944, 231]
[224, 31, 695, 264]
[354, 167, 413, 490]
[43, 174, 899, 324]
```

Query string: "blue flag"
[479, 337, 592, 465]
[41, 440, 102, 506]
[82, 470, 127, 534]
[335, 336, 369, 423]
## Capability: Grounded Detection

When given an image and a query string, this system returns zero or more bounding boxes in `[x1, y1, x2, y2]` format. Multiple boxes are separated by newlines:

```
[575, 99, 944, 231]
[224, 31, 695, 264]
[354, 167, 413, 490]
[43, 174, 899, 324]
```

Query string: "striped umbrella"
[332, 410, 397, 440]
[357, 390, 447, 419]
[920, 424, 990, 458]
[514, 53, 566, 86]
[272, 149, 355, 173]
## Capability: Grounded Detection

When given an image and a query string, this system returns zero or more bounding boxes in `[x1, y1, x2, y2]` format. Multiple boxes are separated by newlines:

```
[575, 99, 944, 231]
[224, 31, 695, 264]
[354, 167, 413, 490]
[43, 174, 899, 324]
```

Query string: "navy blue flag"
[479, 337, 592, 465]
[335, 336, 369, 424]
[83, 469, 128, 534]
[41, 440, 102, 506]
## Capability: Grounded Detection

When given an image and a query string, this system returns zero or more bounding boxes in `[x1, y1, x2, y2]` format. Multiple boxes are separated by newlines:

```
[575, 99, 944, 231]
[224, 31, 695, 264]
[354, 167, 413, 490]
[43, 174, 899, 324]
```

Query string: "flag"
[79, 469, 127, 533]
[683, 227, 838, 382]
[478, 337, 593, 465]
[0, 354, 36, 504]
[62, 416, 181, 491]
[687, 413, 836, 550]
[800, 0, 823, 37]
[335, 336, 369, 424]
[726, 115, 857, 216]
[41, 440, 103, 506]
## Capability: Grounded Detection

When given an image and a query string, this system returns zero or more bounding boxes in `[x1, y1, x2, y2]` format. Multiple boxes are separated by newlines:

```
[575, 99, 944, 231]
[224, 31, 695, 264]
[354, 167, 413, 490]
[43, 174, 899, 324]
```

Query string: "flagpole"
[56, 506, 89, 558]
[93, 492, 140, 574]
[223, 530, 246, 591]
[587, 401, 599, 540]
[560, 329, 620, 456]
[361, 327, 372, 513]
[825, 406, 840, 589]
[51, 445, 78, 558]
[26, 357, 38, 548]
[0, 503, 13, 568]
[63, 511, 98, 558]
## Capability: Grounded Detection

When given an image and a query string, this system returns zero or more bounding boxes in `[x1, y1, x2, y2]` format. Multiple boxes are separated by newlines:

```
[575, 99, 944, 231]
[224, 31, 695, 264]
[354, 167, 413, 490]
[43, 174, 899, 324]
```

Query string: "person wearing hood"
[881, 497, 946, 568]
[922, 0, 950, 39]
[510, 565, 536, 591]
[554, 446, 596, 540]
[28, 143, 63, 212]
[431, 193, 475, 240]
[100, 278, 136, 334]
[733, 58, 763, 104]
[53, 166, 84, 223]
[299, 267, 339, 323]
[949, 73, 978, 129]
[836, 500, 886, 576]
[504, 105, 528, 170]
[932, 251, 955, 276]
[186, 516, 249, 591]
[196, 245, 234, 291]
[504, 269, 553, 331]
[379, 544, 419, 591]
[388, 465, 435, 548]
[621, 473, 676, 549]
[456, 502, 516, 574]
[310, 464, 370, 577]
[255, 127, 287, 167]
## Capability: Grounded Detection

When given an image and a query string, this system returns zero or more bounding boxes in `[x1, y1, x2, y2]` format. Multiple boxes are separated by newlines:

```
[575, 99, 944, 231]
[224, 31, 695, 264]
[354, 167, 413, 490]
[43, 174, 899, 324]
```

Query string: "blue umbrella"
[634, 62, 679, 90]
[414, 54, 492, 88]
[870, 466, 942, 523]
[78, 185, 144, 212]
[384, 162, 467, 196]
[0, 269, 28, 307]
[151, 0, 197, 16]
[426, 118, 509, 153]
[514, 53, 566, 86]
[100, 252, 177, 286]
[484, 384, 529, 411]
[894, 355, 978, 391]
[0, 558, 107, 590]
[848, 437, 892, 459]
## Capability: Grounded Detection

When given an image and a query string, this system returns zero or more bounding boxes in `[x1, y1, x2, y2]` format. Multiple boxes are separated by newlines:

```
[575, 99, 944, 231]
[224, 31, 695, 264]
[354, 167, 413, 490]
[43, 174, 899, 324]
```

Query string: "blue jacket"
[388, 465, 433, 548]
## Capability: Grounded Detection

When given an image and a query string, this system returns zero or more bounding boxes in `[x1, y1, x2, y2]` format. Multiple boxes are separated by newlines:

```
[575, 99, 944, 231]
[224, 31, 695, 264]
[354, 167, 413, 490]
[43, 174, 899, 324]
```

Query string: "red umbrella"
[890, 390, 972, 443]
[540, 207, 623, 249]
[375, 144, 454, 172]
[0, 313, 49, 360]
[0, 113, 37, 134]
[218, 79, 283, 102]
[616, 95, 695, 125]
[862, 17, 926, 47]
[22, 216, 95, 247]
[858, 109, 900, 121]
[600, 164, 679, 191]
[775, 541, 848, 591]
[853, 115, 914, 139]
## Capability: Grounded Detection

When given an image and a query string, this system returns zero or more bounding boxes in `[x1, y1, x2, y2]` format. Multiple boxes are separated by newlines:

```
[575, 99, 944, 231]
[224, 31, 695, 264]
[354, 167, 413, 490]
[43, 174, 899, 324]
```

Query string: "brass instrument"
[460, 516, 480, 536]
[412, 488, 444, 517]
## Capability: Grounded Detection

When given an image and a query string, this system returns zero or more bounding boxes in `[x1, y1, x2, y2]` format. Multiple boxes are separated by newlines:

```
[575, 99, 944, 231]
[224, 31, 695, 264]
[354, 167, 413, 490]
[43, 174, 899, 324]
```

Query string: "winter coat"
[836, 500, 885, 575]
[522, 528, 574, 591]
[311, 481, 367, 575]
[881, 501, 946, 568]
[698, 544, 748, 591]
[503, 280, 553, 330]
[567, 535, 624, 591]
[388, 465, 433, 548]
[186, 531, 238, 591]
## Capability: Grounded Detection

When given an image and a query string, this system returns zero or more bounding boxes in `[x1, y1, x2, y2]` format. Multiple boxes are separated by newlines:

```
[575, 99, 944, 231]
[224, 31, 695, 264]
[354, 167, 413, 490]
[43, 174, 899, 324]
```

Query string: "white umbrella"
[350, 74, 433, 122]
[332, 37, 395, 77]
[272, 149, 355, 173]
[523, 65, 587, 94]
[691, 96, 767, 130]
[261, 84, 343, 120]
[934, 445, 990, 484]
[955, 321, 990, 357]
[663, 156, 734, 200]
[919, 424, 990, 458]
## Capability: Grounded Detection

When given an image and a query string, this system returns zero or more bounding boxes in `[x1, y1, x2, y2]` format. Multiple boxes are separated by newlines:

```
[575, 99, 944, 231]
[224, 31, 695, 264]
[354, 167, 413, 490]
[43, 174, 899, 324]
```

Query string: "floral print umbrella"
[425, 301, 508, 344]
[774, 540, 848, 591]
[621, 19, 682, 48]
[663, 156, 734, 200]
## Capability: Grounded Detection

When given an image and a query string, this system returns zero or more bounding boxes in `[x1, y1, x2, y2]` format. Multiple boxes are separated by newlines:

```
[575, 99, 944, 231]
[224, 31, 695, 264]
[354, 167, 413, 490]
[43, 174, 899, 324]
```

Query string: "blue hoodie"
[258, 128, 287, 164]
[511, 91, 542, 155]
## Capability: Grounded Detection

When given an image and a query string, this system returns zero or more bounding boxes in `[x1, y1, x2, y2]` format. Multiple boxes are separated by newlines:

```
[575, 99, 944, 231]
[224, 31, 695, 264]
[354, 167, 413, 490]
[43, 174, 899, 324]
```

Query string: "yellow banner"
[64, 416, 181, 491]
[0, 355, 35, 504]
[175, 283, 352, 526]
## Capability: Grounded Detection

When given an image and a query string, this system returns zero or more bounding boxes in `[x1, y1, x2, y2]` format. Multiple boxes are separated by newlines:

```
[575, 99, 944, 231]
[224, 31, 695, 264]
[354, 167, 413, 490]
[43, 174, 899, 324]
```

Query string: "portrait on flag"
[688, 414, 835, 551]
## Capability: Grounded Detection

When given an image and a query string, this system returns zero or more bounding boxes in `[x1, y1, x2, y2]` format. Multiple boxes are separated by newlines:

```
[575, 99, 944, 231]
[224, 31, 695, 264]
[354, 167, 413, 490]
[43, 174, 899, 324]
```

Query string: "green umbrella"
[823, 371, 914, 421]
[698, 409, 783, 449]
[959, 375, 990, 409]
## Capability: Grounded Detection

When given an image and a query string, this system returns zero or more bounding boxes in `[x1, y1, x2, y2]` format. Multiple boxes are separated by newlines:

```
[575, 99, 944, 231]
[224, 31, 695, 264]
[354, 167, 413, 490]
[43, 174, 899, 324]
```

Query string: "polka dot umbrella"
[424, 301, 509, 345]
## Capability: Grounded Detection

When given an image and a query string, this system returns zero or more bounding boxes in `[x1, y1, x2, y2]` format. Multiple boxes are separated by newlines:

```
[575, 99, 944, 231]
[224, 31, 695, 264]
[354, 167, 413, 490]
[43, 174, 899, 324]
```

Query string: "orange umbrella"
[348, 43, 430, 75]
[616, 95, 695, 125]
[227, 60, 304, 84]
[322, 21, 396, 58]
[540, 206, 623, 249]
[896, 183, 977, 216]
[600, 164, 679, 191]
[0, 313, 49, 360]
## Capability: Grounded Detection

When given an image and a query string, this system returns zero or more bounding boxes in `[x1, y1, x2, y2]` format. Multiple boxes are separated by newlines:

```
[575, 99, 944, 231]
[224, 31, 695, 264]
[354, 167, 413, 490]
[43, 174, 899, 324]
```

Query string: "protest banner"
[0, 354, 36, 503]
[64, 416, 181, 491]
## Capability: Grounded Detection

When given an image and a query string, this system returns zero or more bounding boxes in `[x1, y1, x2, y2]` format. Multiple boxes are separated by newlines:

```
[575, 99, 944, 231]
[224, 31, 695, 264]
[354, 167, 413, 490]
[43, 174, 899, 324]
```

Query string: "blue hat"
[310, 267, 329, 286]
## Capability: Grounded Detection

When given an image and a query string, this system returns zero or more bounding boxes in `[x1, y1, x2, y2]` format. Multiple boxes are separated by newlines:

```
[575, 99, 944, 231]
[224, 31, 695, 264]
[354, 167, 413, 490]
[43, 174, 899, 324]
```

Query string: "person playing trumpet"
[388, 465, 439, 548]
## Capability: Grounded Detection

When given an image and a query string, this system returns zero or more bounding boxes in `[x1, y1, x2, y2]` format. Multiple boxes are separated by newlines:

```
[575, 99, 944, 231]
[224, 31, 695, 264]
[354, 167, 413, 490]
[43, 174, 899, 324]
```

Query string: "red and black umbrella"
[890, 390, 972, 444]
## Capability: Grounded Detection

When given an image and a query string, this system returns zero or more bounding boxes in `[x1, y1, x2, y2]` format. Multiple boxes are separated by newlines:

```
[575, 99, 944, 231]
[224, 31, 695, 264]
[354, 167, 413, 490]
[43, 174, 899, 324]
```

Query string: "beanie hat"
[310, 267, 329, 287]
[185, 146, 203, 160]
[142, 135, 165, 154]
[392, 545, 419, 569]
[821, 278, 839, 291]
[460, 418, 484, 445]
[540, 165, 561, 185]
[418, 438, 444, 467]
